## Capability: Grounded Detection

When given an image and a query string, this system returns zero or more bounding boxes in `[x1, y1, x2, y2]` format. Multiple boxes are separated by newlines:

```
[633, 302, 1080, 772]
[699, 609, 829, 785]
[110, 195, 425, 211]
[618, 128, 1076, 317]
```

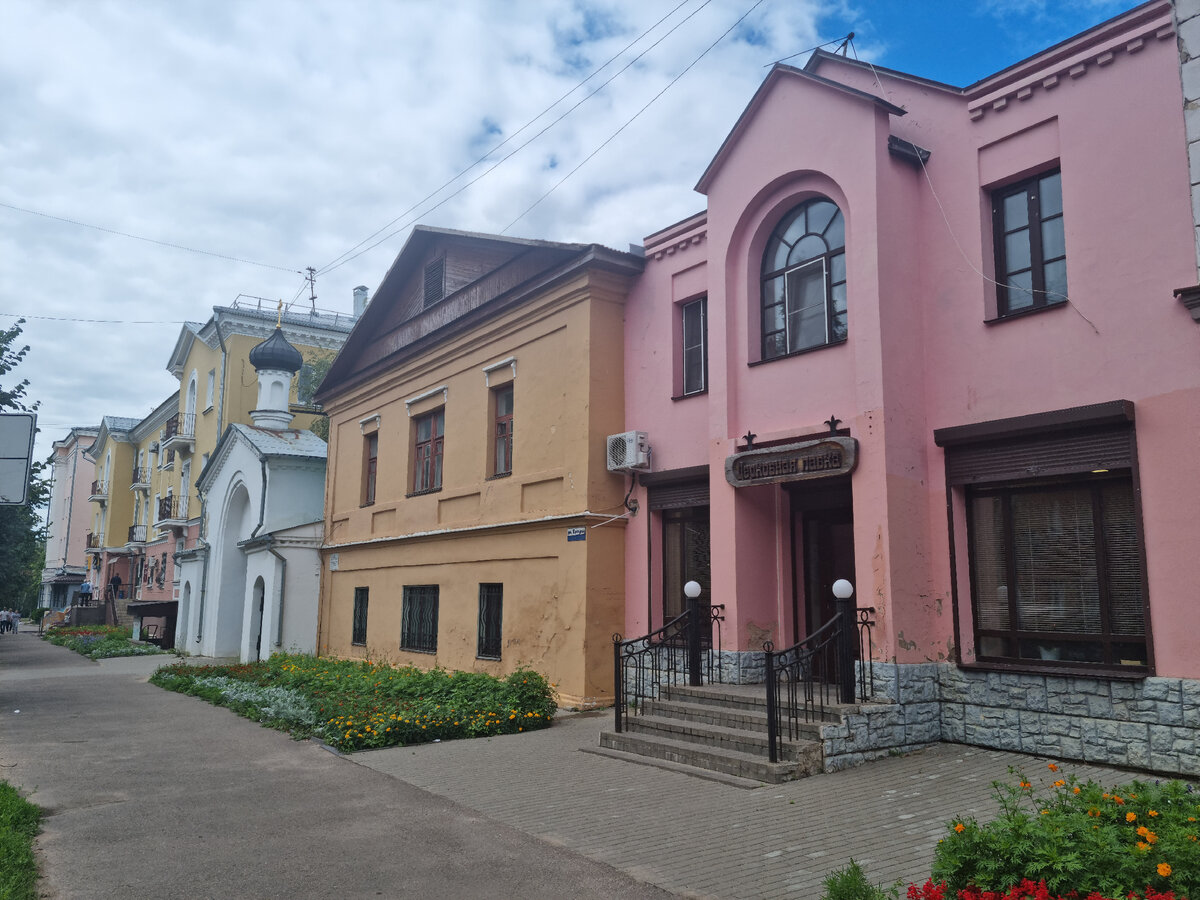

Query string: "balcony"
[130, 467, 151, 491]
[162, 412, 196, 454]
[127, 524, 147, 545]
[160, 448, 175, 470]
[88, 480, 108, 503]
[85, 532, 104, 553]
[157, 494, 189, 530]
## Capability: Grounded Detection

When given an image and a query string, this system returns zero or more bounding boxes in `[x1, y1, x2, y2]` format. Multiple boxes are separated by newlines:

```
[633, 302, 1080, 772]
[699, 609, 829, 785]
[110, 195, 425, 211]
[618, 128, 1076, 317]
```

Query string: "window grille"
[352, 587, 369, 646]
[477, 584, 503, 659]
[401, 585, 439, 653]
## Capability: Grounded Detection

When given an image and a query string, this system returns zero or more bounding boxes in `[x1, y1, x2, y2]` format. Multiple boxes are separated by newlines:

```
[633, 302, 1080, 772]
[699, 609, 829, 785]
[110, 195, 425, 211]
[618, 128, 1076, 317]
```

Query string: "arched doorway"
[213, 483, 252, 658]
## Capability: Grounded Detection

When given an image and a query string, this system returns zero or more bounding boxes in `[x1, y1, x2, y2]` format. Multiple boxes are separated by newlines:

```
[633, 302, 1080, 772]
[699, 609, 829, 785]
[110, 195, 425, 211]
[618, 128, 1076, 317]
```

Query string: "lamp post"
[684, 580, 703, 686]
[832, 579, 856, 703]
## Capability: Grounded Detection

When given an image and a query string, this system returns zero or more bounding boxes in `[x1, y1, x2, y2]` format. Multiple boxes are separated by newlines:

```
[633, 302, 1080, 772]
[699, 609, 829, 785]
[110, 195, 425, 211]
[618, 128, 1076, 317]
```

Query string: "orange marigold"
[1047, 763, 1059, 772]
[1127, 812, 1138, 822]
[1149, 809, 1159, 817]
[1137, 841, 1150, 851]
[1158, 863, 1172, 877]
[1054, 780, 1066, 788]
[954, 823, 965, 833]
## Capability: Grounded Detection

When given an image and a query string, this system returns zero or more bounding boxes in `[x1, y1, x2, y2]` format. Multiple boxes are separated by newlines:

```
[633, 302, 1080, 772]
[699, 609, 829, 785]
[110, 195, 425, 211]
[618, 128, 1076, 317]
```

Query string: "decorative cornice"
[1174, 284, 1200, 323]
[967, 17, 1172, 122]
[650, 232, 706, 263]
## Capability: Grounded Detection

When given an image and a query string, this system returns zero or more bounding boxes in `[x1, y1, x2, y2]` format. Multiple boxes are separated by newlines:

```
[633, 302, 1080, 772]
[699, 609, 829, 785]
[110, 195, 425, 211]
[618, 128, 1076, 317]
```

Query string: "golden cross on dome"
[276, 298, 283, 328]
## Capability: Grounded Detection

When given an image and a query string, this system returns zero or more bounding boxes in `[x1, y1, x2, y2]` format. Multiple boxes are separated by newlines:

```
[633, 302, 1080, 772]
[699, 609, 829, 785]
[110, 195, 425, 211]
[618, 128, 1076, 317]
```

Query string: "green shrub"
[0, 781, 41, 900]
[821, 859, 898, 900]
[43, 626, 168, 660]
[931, 764, 1200, 898]
[151, 653, 557, 751]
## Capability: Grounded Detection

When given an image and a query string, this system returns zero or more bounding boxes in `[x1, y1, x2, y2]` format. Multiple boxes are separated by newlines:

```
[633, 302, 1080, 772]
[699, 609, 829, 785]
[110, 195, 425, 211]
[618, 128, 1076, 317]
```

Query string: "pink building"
[39, 426, 98, 609]
[617, 0, 1200, 775]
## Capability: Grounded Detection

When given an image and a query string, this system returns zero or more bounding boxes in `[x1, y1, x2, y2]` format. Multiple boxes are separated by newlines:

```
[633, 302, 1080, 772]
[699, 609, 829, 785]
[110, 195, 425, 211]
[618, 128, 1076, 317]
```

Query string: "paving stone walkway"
[353, 710, 1131, 899]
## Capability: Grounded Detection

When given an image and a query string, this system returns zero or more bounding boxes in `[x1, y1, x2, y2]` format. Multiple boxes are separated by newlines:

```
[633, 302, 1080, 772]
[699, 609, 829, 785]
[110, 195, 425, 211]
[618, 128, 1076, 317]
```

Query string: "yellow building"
[316, 227, 644, 708]
[78, 300, 354, 643]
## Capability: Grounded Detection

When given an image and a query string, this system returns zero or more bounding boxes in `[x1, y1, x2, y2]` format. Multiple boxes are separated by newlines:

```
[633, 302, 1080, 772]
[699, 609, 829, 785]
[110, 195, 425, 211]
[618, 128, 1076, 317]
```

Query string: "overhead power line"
[503, 0, 776, 233]
[317, 0, 717, 276]
[0, 201, 302, 274]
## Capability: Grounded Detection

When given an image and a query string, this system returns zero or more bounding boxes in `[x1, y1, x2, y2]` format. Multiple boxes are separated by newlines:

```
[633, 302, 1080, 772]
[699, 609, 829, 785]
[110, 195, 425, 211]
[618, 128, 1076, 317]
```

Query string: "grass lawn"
[150, 653, 557, 752]
[0, 781, 40, 900]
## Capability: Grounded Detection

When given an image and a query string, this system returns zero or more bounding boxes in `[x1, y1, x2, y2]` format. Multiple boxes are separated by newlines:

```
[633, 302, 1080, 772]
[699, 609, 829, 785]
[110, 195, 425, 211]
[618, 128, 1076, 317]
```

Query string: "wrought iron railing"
[89, 479, 107, 497]
[612, 601, 725, 734]
[128, 524, 147, 543]
[158, 495, 177, 520]
[164, 412, 195, 442]
[86, 531, 103, 549]
[130, 466, 149, 485]
[764, 605, 876, 762]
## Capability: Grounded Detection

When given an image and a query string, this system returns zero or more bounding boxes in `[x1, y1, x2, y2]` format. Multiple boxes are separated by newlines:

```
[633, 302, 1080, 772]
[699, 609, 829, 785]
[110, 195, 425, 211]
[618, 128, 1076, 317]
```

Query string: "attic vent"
[423, 258, 445, 309]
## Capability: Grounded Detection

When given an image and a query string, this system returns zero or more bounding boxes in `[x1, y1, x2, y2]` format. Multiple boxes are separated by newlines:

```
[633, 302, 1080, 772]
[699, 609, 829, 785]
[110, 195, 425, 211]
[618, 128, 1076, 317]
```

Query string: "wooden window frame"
[965, 474, 1147, 672]
[351, 587, 368, 646]
[411, 408, 444, 495]
[992, 169, 1066, 317]
[760, 197, 847, 361]
[362, 433, 378, 507]
[492, 385, 513, 477]
[477, 583, 503, 659]
[680, 297, 707, 397]
[400, 585, 439, 653]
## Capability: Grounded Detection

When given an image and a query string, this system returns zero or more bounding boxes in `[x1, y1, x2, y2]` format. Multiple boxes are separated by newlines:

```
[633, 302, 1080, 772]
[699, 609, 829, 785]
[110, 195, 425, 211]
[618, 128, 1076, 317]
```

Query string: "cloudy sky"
[2, 0, 1134, 466]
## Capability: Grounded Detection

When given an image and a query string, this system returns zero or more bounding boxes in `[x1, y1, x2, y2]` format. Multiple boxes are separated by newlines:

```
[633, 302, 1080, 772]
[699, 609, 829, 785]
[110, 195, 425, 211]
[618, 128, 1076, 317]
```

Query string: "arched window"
[761, 197, 847, 359]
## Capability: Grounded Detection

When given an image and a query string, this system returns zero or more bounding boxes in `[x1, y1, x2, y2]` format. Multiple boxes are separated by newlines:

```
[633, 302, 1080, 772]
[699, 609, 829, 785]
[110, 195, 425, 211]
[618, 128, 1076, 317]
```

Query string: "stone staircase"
[599, 682, 861, 784]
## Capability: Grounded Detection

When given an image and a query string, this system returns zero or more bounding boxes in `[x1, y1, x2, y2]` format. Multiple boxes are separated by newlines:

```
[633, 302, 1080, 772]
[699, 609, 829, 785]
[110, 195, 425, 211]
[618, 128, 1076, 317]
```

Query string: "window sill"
[671, 389, 708, 401]
[351, 641, 366, 647]
[405, 488, 442, 499]
[983, 299, 1067, 325]
[476, 654, 501, 661]
[360, 501, 375, 509]
[202, 406, 214, 414]
[486, 472, 512, 481]
[748, 337, 847, 367]
[958, 659, 1150, 680]
[400, 646, 437, 655]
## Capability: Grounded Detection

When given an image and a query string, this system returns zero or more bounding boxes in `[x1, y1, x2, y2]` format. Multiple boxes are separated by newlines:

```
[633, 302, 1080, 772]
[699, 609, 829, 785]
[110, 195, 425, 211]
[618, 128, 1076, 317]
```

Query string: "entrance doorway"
[789, 480, 855, 645]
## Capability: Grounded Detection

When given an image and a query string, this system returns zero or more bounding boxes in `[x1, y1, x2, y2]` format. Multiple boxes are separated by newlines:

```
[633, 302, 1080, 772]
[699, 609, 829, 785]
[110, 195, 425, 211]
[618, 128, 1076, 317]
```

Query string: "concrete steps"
[598, 683, 858, 784]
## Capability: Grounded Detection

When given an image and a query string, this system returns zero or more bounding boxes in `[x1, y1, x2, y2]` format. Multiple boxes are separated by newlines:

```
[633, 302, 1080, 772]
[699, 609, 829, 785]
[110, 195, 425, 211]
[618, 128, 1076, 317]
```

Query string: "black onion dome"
[249, 327, 304, 374]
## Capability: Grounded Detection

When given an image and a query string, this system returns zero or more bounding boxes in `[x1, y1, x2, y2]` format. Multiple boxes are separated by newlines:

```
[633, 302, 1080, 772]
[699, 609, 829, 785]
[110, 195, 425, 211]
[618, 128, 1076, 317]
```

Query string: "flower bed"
[150, 653, 557, 752]
[822, 764, 1198, 900]
[0, 780, 41, 900]
[43, 626, 168, 660]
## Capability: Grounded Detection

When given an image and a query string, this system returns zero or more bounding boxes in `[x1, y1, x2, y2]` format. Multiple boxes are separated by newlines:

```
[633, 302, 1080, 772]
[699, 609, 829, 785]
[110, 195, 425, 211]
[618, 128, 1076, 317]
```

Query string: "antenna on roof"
[836, 32, 854, 56]
[305, 267, 318, 311]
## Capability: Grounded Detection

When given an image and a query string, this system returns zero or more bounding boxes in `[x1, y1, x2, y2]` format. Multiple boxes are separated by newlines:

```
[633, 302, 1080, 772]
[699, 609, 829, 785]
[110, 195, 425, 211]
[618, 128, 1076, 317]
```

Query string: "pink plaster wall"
[622, 1, 1200, 677]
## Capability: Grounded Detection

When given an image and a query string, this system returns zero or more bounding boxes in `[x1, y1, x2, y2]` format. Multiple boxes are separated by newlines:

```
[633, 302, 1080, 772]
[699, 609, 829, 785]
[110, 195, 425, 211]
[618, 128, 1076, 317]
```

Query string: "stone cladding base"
[694, 652, 1200, 777]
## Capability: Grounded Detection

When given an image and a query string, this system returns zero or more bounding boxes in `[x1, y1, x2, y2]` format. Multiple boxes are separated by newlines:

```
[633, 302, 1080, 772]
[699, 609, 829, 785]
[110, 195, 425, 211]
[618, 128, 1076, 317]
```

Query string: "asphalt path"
[0, 632, 673, 900]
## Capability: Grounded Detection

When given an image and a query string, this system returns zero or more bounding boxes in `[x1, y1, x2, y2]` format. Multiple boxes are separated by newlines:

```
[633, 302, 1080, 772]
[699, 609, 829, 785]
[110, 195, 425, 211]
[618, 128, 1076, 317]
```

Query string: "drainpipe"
[214, 310, 228, 437]
[195, 308, 226, 645]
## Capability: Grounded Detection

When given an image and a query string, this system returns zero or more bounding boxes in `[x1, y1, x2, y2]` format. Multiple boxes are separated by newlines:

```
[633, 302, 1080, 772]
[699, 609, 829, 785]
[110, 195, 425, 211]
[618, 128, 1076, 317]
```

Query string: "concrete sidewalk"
[1, 631, 1138, 899]
[0, 633, 673, 900]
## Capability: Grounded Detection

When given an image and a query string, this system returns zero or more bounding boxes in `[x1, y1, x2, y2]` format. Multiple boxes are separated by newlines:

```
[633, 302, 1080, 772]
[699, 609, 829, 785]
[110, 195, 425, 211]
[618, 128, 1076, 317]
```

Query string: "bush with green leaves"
[150, 653, 557, 751]
[43, 625, 168, 660]
[931, 764, 1200, 898]
[822, 859, 899, 900]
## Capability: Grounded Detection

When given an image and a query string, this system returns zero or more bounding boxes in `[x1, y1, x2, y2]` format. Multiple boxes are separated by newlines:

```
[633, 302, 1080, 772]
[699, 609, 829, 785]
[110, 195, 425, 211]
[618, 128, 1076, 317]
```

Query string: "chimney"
[353, 285, 370, 317]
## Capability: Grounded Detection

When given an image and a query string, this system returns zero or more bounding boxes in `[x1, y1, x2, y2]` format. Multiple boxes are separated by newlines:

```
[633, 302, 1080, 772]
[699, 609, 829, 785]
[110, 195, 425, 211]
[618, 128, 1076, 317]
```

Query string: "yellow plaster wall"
[320, 270, 632, 705]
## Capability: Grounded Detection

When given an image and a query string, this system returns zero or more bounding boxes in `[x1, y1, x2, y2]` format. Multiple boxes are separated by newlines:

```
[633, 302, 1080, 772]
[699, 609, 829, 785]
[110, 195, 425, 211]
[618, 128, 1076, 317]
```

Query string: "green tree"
[297, 351, 335, 441]
[0, 319, 48, 614]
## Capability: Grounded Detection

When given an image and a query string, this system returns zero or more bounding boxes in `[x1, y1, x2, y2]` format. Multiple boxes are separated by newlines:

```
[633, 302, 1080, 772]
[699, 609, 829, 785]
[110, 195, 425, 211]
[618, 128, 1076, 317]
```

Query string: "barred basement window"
[352, 587, 368, 646]
[401, 585, 439, 653]
[477, 584, 503, 659]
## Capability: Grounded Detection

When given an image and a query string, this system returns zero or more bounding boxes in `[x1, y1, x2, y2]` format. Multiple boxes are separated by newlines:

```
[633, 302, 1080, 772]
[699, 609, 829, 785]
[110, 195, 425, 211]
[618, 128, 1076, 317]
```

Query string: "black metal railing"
[164, 412, 195, 442]
[90, 479, 107, 496]
[158, 495, 178, 520]
[764, 604, 875, 762]
[131, 466, 149, 485]
[127, 524, 147, 543]
[86, 531, 103, 549]
[612, 599, 725, 734]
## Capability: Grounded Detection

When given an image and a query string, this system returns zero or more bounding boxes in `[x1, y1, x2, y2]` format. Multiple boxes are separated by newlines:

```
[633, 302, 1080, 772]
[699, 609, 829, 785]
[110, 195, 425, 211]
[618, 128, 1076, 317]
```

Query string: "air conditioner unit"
[606, 431, 650, 473]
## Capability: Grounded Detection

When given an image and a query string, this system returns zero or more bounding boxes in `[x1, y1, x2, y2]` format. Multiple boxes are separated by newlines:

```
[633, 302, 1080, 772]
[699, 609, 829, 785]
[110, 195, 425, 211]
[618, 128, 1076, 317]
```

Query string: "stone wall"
[847, 662, 1200, 777]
